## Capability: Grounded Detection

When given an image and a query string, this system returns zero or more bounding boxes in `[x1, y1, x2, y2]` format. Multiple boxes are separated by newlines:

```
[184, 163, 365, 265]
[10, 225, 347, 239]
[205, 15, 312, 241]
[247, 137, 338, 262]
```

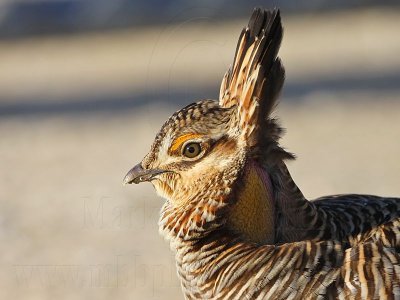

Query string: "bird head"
[124, 100, 242, 205]
[124, 9, 294, 242]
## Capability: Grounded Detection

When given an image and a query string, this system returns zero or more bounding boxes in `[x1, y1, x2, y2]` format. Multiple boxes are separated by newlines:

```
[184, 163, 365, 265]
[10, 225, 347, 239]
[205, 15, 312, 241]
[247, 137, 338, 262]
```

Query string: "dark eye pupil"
[183, 143, 201, 158]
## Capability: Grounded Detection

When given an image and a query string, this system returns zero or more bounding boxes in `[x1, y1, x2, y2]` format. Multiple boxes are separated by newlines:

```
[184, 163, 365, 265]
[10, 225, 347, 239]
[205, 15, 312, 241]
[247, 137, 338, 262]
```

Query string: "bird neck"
[225, 159, 319, 244]
[158, 159, 242, 244]
[227, 160, 276, 244]
[272, 162, 319, 242]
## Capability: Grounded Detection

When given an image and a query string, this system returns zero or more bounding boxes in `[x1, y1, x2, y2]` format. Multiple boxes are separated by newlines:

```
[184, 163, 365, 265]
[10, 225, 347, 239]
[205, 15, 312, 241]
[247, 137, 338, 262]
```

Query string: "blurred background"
[1, 1, 400, 299]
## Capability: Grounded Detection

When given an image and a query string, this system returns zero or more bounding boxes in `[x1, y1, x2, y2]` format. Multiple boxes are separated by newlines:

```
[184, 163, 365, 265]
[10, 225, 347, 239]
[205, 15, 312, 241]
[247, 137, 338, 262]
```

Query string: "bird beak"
[123, 163, 166, 185]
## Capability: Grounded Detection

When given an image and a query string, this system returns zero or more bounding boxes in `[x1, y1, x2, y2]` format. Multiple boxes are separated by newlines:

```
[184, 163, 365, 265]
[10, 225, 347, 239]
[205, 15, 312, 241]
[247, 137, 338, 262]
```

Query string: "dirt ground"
[1, 8, 400, 300]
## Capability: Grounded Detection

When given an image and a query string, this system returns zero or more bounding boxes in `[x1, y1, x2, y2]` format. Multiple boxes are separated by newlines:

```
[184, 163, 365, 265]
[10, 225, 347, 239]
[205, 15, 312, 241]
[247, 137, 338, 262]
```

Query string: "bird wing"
[338, 240, 400, 299]
[311, 194, 400, 245]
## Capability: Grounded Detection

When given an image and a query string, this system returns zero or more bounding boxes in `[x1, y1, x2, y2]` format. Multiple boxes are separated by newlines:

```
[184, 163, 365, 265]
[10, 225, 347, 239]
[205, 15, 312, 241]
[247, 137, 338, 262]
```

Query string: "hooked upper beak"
[123, 163, 166, 185]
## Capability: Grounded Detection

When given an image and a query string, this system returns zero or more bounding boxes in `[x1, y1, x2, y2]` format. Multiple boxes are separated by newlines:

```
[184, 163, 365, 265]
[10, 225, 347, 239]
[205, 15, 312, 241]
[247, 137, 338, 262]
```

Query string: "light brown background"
[1, 8, 400, 300]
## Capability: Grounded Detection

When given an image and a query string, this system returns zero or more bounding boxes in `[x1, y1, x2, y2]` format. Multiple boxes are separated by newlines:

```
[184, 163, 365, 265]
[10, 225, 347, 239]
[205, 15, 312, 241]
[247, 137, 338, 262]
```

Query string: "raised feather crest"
[220, 8, 292, 160]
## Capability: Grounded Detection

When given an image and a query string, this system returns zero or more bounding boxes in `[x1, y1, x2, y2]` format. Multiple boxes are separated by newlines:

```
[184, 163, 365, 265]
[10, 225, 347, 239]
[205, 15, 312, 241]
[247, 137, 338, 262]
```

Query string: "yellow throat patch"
[227, 161, 275, 244]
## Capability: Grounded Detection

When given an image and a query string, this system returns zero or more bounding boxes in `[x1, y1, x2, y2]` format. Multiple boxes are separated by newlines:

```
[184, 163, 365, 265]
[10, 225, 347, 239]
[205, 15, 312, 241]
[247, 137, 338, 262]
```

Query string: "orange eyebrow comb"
[169, 133, 203, 153]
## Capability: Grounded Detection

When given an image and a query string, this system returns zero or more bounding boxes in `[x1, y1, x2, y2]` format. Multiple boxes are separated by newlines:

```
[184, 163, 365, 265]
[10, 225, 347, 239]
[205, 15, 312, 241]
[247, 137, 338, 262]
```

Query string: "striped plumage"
[175, 233, 399, 299]
[124, 8, 400, 299]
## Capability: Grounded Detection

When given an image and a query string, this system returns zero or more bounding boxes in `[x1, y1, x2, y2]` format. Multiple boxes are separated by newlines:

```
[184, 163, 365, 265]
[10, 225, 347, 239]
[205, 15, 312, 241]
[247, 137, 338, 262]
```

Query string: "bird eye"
[182, 142, 202, 158]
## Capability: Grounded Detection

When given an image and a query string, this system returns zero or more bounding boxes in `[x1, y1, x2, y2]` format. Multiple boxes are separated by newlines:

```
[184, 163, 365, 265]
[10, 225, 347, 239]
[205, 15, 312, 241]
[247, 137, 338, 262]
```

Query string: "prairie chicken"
[124, 8, 400, 300]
